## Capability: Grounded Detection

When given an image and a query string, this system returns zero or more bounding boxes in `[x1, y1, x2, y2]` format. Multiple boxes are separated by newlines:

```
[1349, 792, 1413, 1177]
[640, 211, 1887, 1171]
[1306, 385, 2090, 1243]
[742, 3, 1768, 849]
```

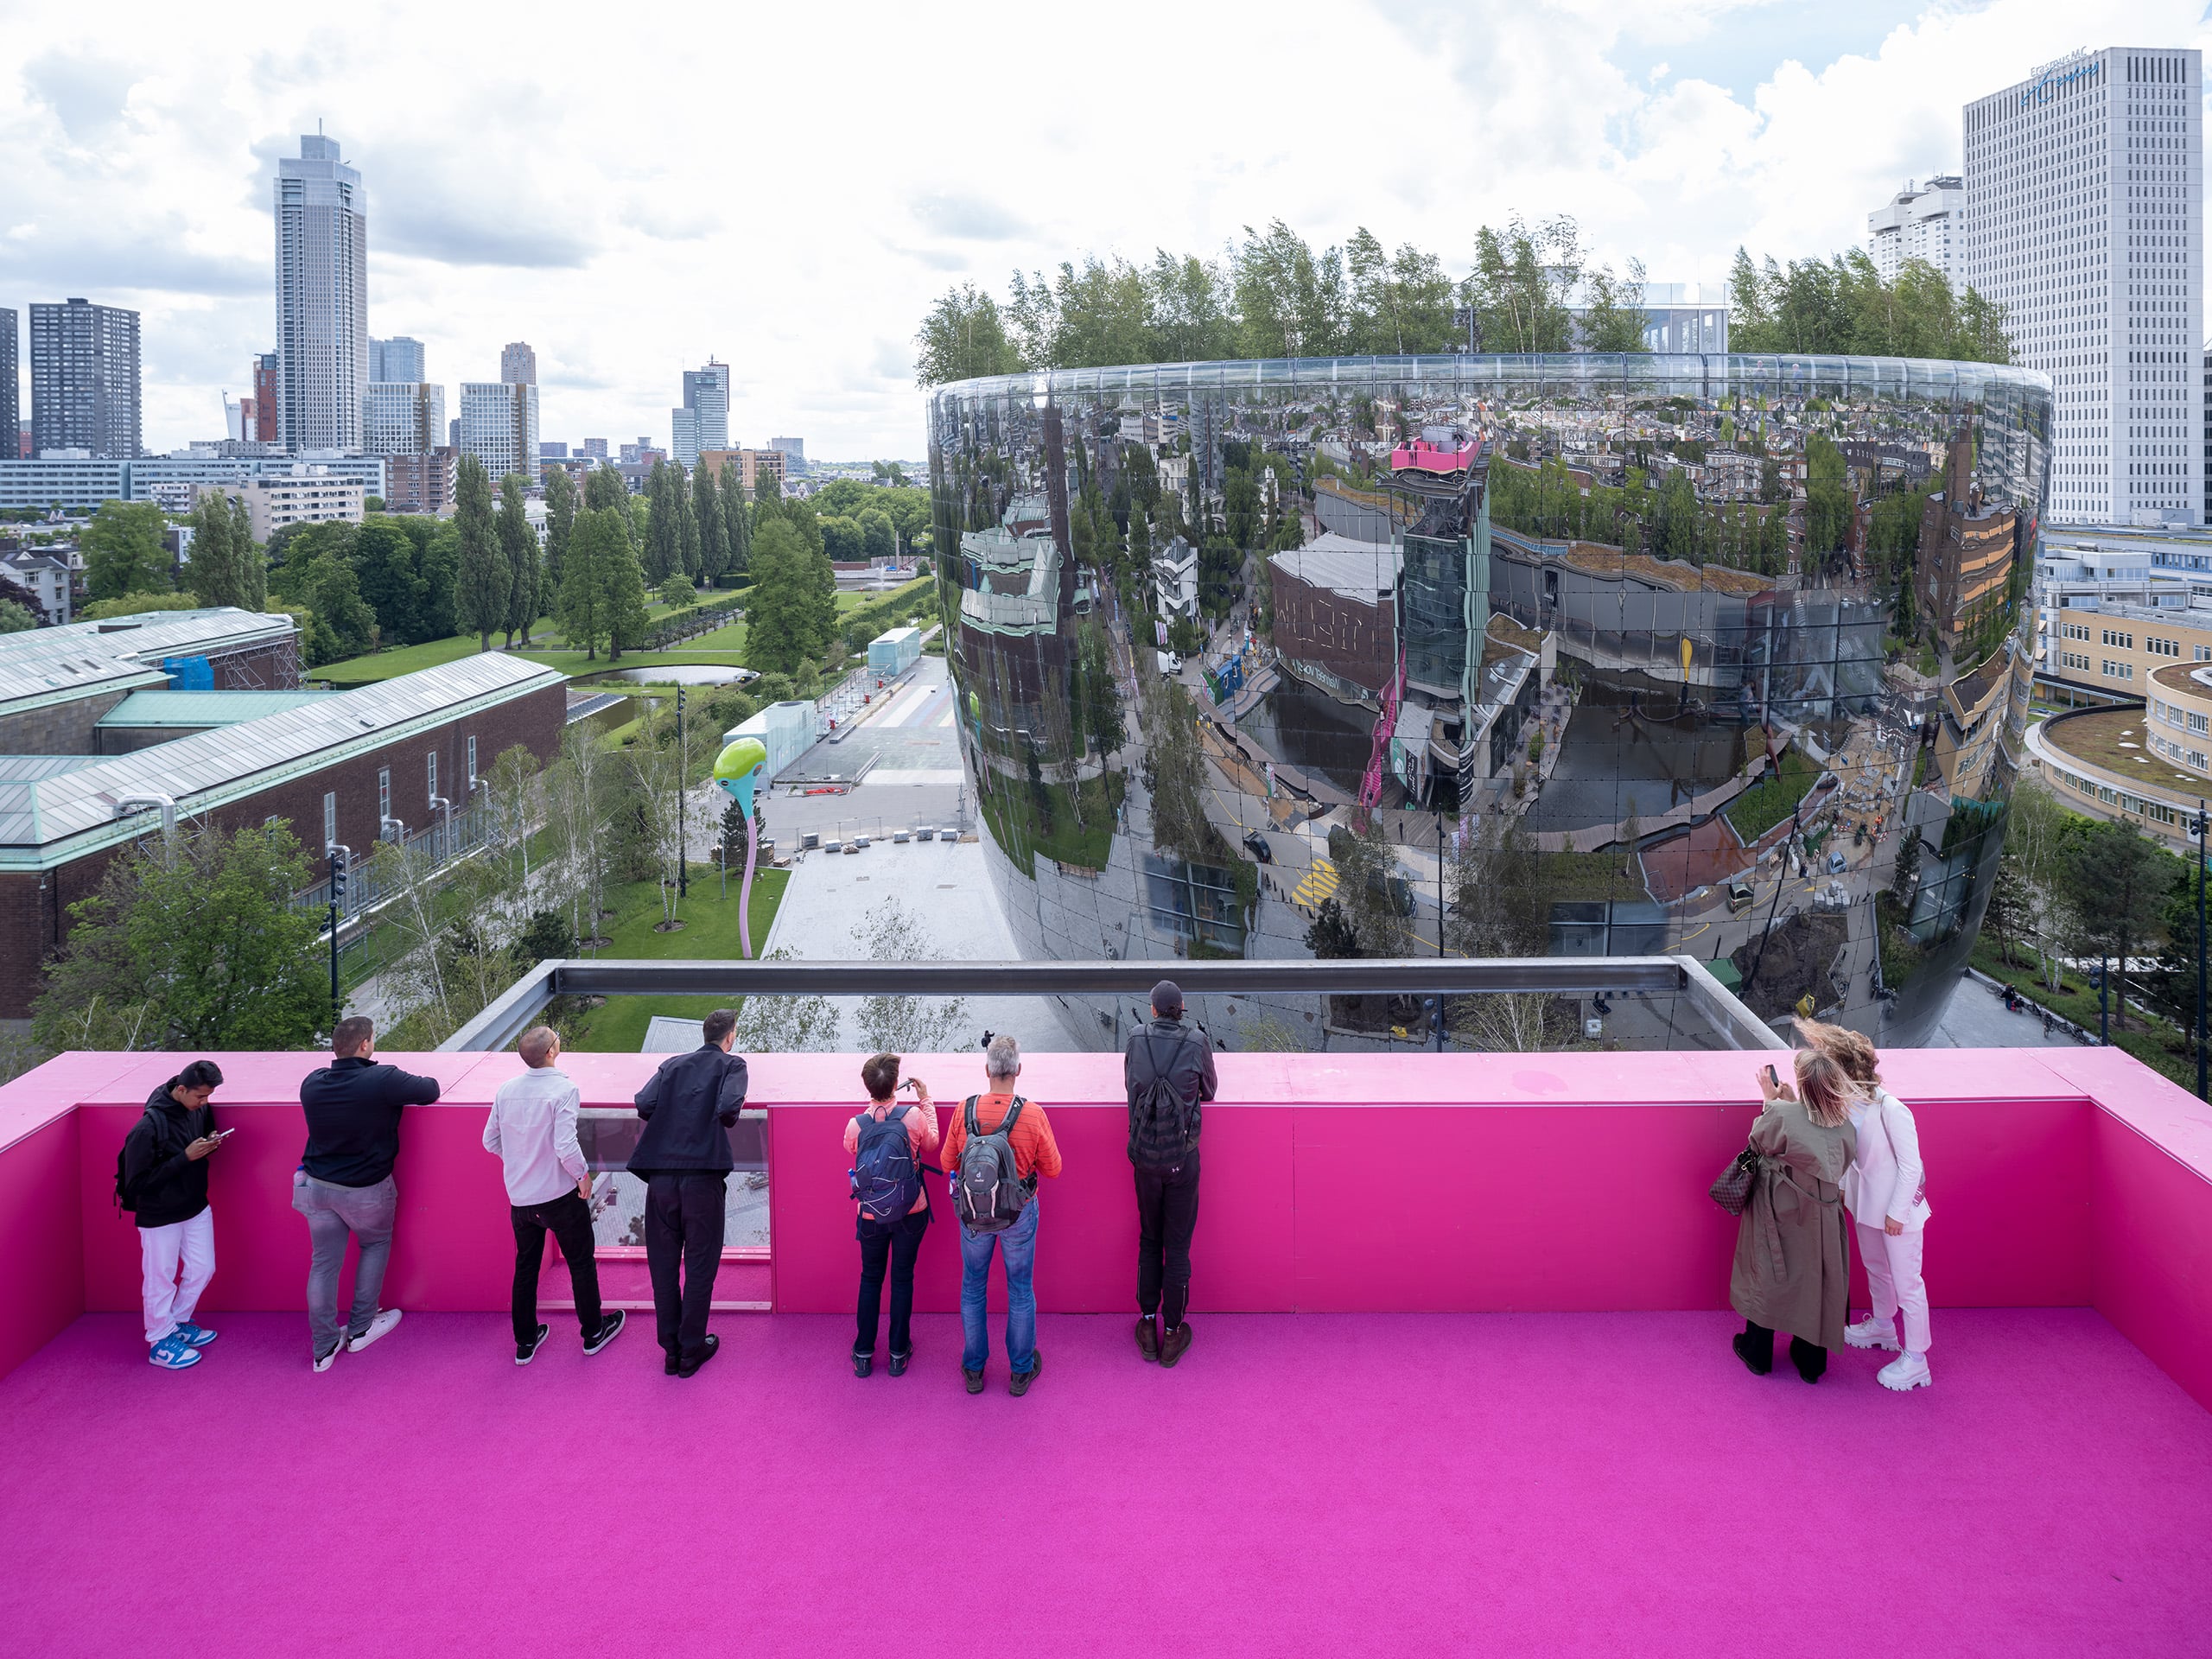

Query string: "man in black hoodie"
[121, 1059, 228, 1371]
[1124, 979, 1217, 1368]
[294, 1016, 442, 1371]
[628, 1007, 749, 1377]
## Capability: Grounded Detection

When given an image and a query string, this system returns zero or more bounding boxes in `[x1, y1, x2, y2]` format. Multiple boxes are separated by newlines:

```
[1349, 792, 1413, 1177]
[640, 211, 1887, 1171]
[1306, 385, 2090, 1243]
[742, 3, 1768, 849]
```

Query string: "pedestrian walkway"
[1294, 855, 1340, 907]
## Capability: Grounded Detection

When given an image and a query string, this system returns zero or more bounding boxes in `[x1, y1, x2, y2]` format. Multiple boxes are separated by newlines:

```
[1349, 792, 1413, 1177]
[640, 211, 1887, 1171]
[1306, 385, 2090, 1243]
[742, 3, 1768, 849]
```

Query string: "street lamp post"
[2192, 800, 2209, 1101]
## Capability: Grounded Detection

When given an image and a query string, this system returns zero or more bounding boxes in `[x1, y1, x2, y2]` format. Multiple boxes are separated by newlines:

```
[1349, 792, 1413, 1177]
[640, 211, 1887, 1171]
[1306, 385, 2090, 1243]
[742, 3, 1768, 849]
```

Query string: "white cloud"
[0, 0, 2204, 456]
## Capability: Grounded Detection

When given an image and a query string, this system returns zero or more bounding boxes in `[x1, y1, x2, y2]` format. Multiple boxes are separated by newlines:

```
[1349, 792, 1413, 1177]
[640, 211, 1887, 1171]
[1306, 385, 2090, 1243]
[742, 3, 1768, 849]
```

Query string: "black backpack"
[954, 1095, 1033, 1233]
[113, 1106, 160, 1214]
[1128, 1033, 1200, 1170]
[850, 1105, 923, 1223]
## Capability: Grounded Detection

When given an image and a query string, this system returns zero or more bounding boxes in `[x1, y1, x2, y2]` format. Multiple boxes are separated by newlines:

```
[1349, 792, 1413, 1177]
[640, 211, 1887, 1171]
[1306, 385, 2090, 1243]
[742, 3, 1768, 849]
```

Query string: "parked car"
[1243, 829, 1274, 863]
[1726, 881, 1756, 913]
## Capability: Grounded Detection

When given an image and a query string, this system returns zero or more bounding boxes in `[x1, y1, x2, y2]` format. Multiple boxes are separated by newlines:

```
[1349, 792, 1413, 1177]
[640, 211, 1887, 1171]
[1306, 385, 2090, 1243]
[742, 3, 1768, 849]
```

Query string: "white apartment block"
[364, 382, 447, 457]
[459, 381, 540, 484]
[0, 454, 385, 512]
[197, 466, 365, 543]
[276, 135, 369, 454]
[1866, 177, 1964, 281]
[1965, 47, 2202, 528]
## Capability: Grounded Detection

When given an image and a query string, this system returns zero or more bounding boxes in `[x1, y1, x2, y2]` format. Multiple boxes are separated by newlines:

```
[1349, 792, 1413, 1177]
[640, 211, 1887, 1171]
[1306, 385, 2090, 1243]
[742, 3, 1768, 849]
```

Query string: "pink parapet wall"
[0, 1044, 2206, 1408]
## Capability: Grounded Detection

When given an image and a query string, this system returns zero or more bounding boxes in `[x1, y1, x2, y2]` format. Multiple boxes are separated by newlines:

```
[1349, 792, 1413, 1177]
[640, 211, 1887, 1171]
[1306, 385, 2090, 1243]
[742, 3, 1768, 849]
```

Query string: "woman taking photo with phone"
[1796, 1020, 1933, 1392]
[1728, 1048, 1859, 1383]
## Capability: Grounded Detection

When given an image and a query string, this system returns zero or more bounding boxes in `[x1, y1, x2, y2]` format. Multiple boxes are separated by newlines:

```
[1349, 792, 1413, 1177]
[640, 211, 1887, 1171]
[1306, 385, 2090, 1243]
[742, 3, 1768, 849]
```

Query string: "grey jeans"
[292, 1171, 397, 1357]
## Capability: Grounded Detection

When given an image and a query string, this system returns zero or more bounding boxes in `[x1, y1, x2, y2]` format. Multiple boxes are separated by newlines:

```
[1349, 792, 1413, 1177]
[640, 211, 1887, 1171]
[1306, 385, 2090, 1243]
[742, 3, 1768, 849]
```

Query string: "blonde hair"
[1793, 1017, 1879, 1087]
[1793, 1047, 1859, 1129]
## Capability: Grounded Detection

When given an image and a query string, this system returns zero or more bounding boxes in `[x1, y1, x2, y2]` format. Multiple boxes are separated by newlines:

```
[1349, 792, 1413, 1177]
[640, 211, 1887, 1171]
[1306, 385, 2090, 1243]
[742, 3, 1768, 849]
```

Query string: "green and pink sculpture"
[713, 736, 770, 958]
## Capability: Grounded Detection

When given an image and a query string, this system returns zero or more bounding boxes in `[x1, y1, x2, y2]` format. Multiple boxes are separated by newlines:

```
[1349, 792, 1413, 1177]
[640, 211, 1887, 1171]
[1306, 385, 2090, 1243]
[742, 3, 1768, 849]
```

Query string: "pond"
[582, 665, 760, 687]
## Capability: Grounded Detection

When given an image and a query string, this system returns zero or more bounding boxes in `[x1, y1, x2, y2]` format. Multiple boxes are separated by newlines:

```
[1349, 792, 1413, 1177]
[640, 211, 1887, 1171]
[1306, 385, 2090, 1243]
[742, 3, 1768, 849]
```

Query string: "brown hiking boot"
[1160, 1323, 1192, 1367]
[1136, 1316, 1160, 1362]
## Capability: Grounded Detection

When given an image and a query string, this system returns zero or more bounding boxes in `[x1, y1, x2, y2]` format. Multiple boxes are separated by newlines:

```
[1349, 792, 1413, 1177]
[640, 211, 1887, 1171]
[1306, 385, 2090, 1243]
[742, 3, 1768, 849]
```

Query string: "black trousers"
[1741, 1319, 1827, 1381]
[1134, 1152, 1201, 1328]
[645, 1173, 727, 1364]
[855, 1207, 931, 1357]
[511, 1190, 605, 1345]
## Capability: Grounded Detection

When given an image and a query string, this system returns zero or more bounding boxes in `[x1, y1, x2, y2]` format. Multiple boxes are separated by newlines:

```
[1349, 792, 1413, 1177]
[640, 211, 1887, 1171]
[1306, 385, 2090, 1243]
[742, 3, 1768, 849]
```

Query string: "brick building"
[1268, 533, 1400, 702]
[384, 448, 461, 516]
[0, 651, 563, 1019]
[0, 609, 300, 755]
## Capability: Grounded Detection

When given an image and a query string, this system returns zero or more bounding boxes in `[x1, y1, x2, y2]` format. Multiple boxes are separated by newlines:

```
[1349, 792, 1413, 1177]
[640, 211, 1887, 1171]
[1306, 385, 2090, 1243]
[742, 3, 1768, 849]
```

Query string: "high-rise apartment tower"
[499, 341, 537, 385]
[0, 309, 16, 461]
[1866, 177, 1964, 281]
[370, 336, 424, 384]
[29, 299, 141, 459]
[275, 133, 368, 454]
[460, 381, 539, 483]
[1965, 48, 2202, 526]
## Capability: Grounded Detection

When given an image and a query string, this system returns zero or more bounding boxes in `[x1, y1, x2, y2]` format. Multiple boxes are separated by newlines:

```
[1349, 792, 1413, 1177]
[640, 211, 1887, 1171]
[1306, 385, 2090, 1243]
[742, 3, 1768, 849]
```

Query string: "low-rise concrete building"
[195, 466, 365, 542]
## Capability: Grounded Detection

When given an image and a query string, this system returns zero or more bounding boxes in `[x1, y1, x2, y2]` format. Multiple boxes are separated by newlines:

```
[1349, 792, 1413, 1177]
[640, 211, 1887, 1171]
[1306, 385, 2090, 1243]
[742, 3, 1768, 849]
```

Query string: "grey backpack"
[954, 1095, 1033, 1233]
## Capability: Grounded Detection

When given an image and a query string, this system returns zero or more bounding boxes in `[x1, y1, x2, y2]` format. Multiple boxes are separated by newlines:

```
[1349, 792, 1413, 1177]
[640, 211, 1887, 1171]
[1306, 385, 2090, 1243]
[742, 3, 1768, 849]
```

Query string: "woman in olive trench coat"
[1730, 1048, 1859, 1382]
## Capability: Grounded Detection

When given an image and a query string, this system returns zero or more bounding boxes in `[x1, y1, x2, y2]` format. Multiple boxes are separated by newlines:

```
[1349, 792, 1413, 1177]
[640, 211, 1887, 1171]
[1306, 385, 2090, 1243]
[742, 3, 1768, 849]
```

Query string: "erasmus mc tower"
[926, 354, 2051, 1052]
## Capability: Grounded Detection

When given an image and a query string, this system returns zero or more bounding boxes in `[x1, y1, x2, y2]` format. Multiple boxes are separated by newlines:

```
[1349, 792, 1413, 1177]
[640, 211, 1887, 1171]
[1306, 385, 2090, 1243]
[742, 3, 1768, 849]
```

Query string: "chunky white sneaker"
[1878, 1351, 1932, 1392]
[346, 1308, 403, 1353]
[312, 1341, 341, 1374]
[1845, 1316, 1901, 1351]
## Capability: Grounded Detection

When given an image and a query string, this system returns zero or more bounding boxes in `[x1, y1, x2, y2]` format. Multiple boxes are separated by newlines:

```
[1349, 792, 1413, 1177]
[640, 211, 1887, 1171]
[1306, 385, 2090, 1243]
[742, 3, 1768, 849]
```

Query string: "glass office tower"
[928, 355, 2050, 1051]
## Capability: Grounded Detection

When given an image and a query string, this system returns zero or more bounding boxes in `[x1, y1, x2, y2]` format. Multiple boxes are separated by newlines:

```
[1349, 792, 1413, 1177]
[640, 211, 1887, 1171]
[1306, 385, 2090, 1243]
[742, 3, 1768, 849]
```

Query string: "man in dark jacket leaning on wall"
[629, 1008, 751, 1378]
[295, 1016, 442, 1372]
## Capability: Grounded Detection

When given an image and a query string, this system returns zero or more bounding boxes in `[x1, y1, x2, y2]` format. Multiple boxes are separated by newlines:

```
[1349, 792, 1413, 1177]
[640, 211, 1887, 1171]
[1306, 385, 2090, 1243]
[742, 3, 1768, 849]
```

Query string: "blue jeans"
[959, 1198, 1039, 1375]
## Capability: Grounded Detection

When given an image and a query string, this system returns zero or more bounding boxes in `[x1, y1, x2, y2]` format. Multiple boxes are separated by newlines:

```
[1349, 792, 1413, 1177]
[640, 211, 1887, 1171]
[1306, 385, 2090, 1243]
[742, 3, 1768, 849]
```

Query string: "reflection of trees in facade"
[929, 354, 2050, 1050]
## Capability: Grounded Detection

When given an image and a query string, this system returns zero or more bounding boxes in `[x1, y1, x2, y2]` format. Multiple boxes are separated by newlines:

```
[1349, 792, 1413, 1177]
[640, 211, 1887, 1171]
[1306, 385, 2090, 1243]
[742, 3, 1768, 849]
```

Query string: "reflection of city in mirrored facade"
[929, 356, 2051, 1052]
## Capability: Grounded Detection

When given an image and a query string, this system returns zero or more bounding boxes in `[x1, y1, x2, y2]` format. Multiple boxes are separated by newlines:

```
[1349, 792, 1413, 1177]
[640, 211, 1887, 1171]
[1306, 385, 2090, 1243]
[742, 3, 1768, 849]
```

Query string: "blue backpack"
[850, 1105, 922, 1223]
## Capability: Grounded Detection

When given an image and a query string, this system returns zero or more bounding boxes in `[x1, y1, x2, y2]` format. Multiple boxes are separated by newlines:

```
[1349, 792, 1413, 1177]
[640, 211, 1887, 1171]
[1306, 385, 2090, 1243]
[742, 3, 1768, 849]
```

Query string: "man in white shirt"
[484, 1027, 626, 1364]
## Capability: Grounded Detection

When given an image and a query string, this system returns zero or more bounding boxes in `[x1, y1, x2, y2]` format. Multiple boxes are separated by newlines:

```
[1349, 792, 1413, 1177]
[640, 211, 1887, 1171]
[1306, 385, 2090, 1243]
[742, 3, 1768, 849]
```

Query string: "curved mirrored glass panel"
[927, 354, 2051, 1051]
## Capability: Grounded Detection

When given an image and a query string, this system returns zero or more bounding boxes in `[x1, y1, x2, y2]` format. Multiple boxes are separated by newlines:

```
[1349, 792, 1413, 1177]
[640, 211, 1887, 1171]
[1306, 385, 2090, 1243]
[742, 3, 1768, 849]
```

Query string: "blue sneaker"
[149, 1337, 201, 1370]
[173, 1321, 217, 1348]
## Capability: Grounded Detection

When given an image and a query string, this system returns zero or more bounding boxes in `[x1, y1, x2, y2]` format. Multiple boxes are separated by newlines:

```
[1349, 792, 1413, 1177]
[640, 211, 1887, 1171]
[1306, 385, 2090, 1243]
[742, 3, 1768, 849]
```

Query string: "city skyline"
[0, 0, 2207, 458]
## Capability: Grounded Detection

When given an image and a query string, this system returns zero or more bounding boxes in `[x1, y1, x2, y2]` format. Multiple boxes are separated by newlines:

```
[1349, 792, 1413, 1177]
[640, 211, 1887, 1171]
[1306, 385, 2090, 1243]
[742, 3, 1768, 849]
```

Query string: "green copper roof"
[96, 690, 334, 728]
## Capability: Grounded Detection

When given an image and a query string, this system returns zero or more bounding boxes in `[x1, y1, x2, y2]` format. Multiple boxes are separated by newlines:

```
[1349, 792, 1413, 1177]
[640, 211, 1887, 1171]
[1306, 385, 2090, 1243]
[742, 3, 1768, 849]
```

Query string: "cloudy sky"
[0, 0, 2202, 460]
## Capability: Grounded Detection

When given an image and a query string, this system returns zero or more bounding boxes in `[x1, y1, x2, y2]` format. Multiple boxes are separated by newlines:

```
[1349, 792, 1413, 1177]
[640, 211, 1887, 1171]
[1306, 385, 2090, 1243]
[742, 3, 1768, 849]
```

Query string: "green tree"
[2061, 818, 2171, 1033]
[676, 464, 702, 580]
[859, 508, 896, 564]
[556, 506, 626, 660]
[231, 497, 267, 608]
[454, 453, 506, 651]
[183, 493, 238, 608]
[821, 514, 864, 561]
[81, 501, 172, 601]
[658, 573, 696, 609]
[913, 282, 1023, 385]
[32, 819, 331, 1050]
[1577, 257, 1652, 353]
[582, 463, 628, 513]
[498, 474, 540, 646]
[601, 510, 652, 660]
[543, 465, 577, 592]
[0, 600, 37, 632]
[744, 517, 836, 673]
[645, 460, 679, 582]
[720, 463, 751, 581]
[1467, 215, 1582, 353]
[418, 521, 460, 639]
[693, 460, 727, 588]
[349, 521, 423, 645]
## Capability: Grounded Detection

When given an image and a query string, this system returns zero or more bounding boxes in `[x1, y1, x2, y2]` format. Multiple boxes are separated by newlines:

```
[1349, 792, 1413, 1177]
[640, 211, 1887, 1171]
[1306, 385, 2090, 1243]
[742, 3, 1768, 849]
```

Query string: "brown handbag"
[1708, 1147, 1758, 1216]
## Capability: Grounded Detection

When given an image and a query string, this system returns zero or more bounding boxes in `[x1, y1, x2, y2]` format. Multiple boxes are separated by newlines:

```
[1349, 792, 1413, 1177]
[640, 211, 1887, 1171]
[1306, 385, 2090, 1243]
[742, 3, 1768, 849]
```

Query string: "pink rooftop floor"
[3, 1043, 2211, 1656]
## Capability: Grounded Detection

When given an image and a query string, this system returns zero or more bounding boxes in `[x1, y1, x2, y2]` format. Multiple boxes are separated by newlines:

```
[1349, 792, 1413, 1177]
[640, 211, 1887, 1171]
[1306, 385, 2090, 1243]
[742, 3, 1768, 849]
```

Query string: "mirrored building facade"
[928, 355, 2051, 1051]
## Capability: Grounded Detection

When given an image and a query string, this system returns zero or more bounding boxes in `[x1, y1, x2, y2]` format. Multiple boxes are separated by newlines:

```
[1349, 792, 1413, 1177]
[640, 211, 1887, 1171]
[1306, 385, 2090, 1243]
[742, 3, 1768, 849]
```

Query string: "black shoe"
[1009, 1351, 1042, 1396]
[963, 1367, 985, 1395]
[582, 1310, 626, 1357]
[1136, 1316, 1160, 1362]
[677, 1333, 720, 1378]
[1732, 1332, 1773, 1376]
[1789, 1336, 1826, 1384]
[664, 1344, 679, 1376]
[853, 1350, 874, 1379]
[1160, 1323, 1192, 1368]
[515, 1322, 550, 1365]
[888, 1350, 910, 1377]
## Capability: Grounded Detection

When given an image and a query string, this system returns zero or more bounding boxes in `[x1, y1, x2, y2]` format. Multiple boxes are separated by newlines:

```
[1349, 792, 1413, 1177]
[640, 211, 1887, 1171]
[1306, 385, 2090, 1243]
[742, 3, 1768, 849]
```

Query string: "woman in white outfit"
[1797, 1021, 1932, 1391]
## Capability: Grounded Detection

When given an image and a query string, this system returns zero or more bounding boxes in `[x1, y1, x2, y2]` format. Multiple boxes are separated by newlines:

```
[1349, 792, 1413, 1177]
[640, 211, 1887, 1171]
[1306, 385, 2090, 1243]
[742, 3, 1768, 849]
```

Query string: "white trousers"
[1857, 1220, 1929, 1356]
[140, 1209, 215, 1344]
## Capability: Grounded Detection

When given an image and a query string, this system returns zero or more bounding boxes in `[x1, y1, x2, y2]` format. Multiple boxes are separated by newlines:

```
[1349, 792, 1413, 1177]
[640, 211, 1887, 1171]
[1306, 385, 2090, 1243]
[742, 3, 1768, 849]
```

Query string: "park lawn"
[314, 632, 495, 685]
[562, 865, 791, 1052]
[312, 599, 742, 687]
[1726, 747, 1821, 843]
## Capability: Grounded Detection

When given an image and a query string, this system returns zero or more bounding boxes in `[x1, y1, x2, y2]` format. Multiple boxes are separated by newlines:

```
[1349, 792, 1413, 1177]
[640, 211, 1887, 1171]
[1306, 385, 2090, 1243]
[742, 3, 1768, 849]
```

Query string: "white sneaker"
[312, 1340, 342, 1373]
[346, 1308, 403, 1353]
[1845, 1316, 1901, 1351]
[1878, 1351, 1932, 1392]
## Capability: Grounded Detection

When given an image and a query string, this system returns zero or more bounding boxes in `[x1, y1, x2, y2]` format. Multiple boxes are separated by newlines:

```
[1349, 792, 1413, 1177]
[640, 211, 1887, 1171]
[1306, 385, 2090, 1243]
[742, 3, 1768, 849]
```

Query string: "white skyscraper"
[671, 359, 728, 464]
[1965, 48, 2202, 526]
[460, 380, 540, 482]
[1866, 177, 1964, 281]
[365, 382, 447, 457]
[276, 134, 368, 454]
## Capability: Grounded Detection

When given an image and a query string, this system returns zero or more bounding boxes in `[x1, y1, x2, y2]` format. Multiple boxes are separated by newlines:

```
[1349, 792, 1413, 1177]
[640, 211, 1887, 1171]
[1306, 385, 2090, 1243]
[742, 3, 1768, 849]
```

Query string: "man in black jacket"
[1124, 980, 1217, 1368]
[629, 1008, 749, 1376]
[121, 1059, 228, 1371]
[293, 1016, 442, 1371]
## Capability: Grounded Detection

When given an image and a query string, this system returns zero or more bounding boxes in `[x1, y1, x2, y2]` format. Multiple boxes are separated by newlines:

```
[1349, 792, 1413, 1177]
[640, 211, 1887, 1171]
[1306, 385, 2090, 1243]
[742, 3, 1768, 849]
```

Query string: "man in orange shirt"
[940, 1033, 1062, 1395]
